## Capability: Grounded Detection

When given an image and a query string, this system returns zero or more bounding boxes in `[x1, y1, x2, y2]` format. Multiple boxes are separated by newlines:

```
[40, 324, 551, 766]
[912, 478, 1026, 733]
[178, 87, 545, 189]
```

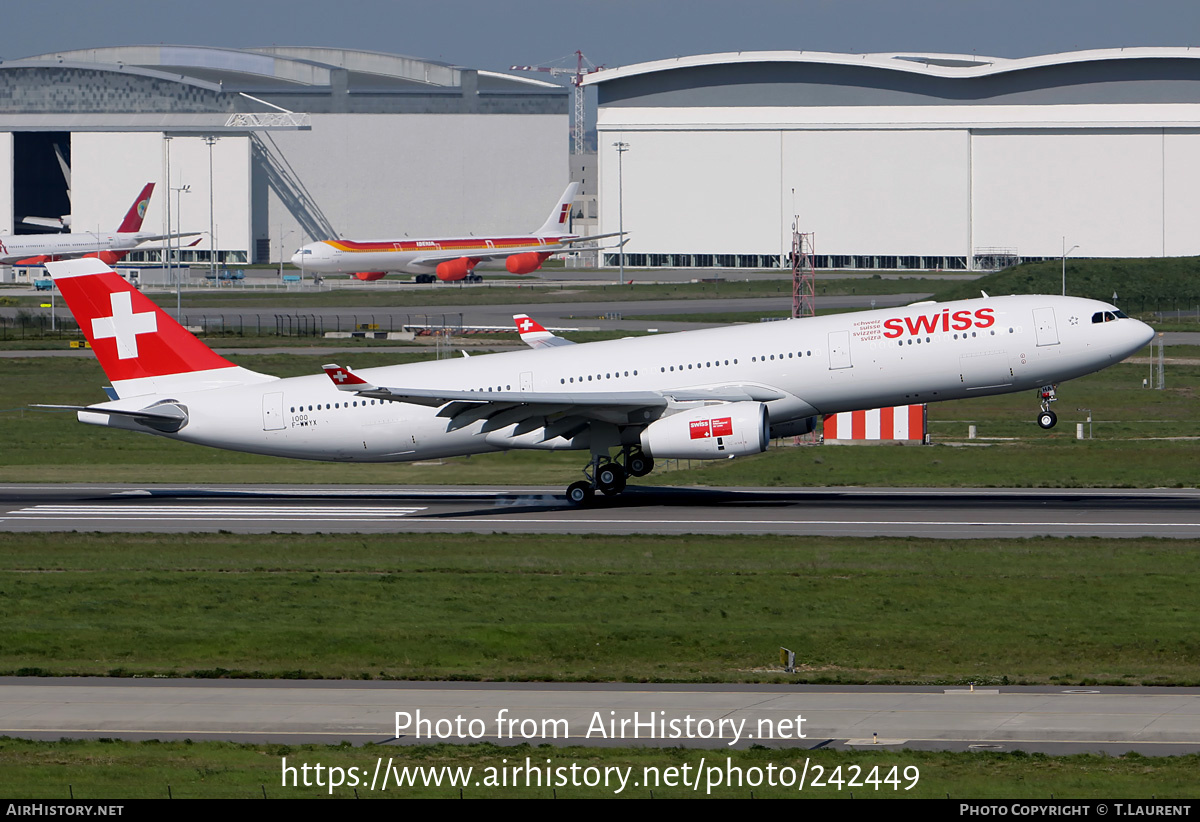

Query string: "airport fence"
[0, 312, 477, 340]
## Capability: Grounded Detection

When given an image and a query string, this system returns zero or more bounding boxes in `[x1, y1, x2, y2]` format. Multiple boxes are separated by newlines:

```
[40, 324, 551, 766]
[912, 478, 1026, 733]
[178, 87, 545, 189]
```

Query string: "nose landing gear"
[1037, 384, 1058, 429]
[564, 447, 653, 505]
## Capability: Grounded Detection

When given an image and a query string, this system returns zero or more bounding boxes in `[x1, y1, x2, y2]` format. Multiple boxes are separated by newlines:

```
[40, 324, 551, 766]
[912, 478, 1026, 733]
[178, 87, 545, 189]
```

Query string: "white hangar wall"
[0, 132, 11, 233]
[970, 129, 1166, 259]
[258, 113, 568, 257]
[602, 125, 968, 260]
[70, 133, 252, 254]
[591, 51, 1200, 268]
[599, 116, 1200, 266]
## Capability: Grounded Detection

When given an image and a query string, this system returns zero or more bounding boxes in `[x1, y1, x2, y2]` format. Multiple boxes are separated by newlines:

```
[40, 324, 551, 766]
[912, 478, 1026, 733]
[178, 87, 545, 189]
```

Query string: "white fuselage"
[83, 295, 1154, 462]
[0, 231, 155, 264]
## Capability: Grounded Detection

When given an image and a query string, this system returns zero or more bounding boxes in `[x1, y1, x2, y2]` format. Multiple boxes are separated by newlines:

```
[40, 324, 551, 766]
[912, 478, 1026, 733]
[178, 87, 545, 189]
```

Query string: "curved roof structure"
[0, 46, 565, 119]
[584, 48, 1200, 108]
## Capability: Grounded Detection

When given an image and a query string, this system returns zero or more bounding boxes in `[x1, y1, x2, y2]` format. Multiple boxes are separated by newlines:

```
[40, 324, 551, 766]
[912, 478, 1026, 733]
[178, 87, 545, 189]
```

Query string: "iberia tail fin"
[533, 182, 580, 237]
[45, 258, 274, 398]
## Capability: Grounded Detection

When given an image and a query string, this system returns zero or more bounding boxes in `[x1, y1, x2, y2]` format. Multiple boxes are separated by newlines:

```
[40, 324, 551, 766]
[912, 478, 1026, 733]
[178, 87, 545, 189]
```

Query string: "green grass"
[1, 739, 1195, 799]
[938, 256, 1200, 315]
[3, 532, 1199, 684]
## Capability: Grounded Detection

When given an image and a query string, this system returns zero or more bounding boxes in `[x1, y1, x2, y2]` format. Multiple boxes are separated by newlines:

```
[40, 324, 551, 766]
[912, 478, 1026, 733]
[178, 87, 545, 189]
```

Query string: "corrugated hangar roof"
[11, 45, 560, 92]
[0, 45, 566, 124]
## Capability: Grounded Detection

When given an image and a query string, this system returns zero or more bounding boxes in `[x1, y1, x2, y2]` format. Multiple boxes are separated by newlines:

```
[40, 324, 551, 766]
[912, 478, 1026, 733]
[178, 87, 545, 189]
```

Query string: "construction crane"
[510, 51, 604, 155]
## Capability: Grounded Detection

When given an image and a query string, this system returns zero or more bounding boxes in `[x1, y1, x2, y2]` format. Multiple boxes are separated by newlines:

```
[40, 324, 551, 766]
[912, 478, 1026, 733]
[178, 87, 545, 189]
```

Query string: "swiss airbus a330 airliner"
[291, 183, 618, 282]
[42, 257, 1153, 504]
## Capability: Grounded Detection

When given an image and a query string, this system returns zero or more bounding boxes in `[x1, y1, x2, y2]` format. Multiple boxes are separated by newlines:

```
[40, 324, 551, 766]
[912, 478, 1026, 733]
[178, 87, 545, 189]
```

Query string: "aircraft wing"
[405, 232, 628, 268]
[321, 363, 785, 435]
[130, 231, 204, 244]
[406, 243, 553, 268]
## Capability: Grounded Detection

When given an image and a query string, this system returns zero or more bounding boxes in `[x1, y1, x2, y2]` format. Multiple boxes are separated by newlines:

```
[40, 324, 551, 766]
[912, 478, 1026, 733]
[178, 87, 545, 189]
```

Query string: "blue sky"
[9, 0, 1200, 73]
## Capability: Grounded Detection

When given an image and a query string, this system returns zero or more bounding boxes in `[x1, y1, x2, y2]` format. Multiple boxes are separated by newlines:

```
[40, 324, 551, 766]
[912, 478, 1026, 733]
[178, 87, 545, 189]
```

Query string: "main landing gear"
[565, 447, 655, 505]
[1037, 384, 1058, 429]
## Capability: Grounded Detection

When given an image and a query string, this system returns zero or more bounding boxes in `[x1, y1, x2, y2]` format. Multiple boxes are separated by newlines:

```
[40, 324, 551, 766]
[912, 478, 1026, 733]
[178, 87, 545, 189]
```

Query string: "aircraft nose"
[1134, 320, 1155, 349]
[290, 248, 307, 268]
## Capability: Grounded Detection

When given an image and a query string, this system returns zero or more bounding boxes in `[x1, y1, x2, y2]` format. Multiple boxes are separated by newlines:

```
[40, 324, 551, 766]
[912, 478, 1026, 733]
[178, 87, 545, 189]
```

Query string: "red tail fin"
[116, 183, 154, 233]
[44, 257, 271, 396]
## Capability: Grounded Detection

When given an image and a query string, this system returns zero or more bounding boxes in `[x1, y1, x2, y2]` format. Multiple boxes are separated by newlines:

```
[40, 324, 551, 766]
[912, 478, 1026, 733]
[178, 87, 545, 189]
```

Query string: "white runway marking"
[3, 504, 426, 521]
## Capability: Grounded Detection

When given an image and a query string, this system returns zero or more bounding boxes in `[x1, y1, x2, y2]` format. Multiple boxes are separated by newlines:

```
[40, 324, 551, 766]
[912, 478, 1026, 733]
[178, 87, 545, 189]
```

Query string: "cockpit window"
[1092, 311, 1121, 323]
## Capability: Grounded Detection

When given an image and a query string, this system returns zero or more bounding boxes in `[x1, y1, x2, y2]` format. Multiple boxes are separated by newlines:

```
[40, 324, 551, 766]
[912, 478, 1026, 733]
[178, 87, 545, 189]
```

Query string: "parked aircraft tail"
[533, 182, 580, 236]
[115, 183, 155, 233]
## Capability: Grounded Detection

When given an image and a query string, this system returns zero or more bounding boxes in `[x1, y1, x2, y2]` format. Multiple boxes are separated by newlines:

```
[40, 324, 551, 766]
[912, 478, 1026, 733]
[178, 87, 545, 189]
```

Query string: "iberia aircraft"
[0, 184, 200, 267]
[41, 257, 1153, 504]
[291, 183, 616, 282]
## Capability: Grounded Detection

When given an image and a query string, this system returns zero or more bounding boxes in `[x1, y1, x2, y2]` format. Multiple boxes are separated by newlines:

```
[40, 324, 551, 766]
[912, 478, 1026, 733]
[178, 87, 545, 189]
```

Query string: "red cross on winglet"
[322, 363, 370, 388]
[513, 314, 546, 334]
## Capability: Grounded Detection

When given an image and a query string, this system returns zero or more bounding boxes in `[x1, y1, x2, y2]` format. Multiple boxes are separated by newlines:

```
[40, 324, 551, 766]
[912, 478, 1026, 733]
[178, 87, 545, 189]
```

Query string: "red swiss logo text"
[690, 417, 734, 440]
[882, 307, 995, 338]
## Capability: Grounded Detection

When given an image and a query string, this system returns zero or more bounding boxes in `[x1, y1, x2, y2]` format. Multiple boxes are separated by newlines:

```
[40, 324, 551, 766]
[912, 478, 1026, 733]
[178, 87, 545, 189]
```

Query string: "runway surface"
[2, 678, 1197, 755]
[2, 483, 1199, 537]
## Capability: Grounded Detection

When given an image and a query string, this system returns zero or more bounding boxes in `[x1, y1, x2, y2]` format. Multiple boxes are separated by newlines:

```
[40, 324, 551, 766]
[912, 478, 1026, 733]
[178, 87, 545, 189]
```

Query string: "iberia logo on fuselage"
[883, 307, 995, 338]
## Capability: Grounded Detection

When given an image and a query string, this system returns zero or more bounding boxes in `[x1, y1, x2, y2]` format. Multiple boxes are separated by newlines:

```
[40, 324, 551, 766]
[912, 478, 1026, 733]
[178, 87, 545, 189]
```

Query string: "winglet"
[323, 363, 377, 391]
[514, 314, 575, 349]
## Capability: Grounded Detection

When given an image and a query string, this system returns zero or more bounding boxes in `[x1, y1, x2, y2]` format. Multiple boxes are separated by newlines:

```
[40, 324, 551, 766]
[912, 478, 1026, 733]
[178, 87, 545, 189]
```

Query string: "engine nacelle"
[768, 416, 817, 438]
[640, 402, 769, 460]
[351, 271, 387, 281]
[436, 257, 481, 281]
[505, 251, 552, 275]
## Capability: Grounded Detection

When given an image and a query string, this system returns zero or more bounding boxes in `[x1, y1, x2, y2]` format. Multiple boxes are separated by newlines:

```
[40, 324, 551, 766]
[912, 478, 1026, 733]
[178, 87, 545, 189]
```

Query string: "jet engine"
[505, 251, 553, 275]
[640, 402, 769, 460]
[436, 257, 481, 281]
[351, 271, 387, 281]
[768, 416, 817, 438]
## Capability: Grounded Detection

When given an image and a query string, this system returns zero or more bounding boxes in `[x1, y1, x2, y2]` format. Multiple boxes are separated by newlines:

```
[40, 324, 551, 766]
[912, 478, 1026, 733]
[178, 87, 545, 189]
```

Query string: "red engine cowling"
[505, 251, 552, 275]
[351, 272, 387, 281]
[436, 257, 481, 281]
[639, 402, 769, 460]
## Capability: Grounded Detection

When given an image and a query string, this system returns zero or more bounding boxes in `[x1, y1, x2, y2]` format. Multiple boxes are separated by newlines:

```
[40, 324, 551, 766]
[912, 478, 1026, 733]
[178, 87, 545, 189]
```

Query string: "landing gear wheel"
[566, 481, 594, 506]
[626, 452, 654, 478]
[597, 463, 627, 496]
[1037, 410, 1058, 429]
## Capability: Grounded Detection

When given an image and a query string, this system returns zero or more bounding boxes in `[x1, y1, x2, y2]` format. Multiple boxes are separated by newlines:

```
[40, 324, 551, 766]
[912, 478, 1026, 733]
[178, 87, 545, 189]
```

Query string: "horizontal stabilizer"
[33, 402, 189, 432]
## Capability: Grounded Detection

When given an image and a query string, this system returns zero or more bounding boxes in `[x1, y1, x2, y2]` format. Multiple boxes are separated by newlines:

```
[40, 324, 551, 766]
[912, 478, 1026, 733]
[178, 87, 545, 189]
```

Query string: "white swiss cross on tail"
[92, 291, 157, 360]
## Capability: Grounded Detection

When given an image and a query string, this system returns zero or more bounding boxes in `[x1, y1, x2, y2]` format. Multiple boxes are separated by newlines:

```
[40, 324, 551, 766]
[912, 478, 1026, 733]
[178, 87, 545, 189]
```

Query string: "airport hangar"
[0, 46, 568, 268]
[585, 48, 1200, 272]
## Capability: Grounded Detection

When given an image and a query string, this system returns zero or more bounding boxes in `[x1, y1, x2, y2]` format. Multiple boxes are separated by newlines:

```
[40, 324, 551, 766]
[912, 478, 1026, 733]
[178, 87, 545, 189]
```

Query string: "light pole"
[612, 141, 629, 286]
[163, 135, 172, 269]
[203, 135, 219, 281]
[278, 227, 295, 281]
[1062, 237, 1079, 297]
[171, 183, 191, 319]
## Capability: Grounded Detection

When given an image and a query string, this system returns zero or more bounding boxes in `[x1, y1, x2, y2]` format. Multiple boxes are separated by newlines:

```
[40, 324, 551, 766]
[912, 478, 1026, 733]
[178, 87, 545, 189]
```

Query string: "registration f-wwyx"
[41, 258, 1153, 504]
